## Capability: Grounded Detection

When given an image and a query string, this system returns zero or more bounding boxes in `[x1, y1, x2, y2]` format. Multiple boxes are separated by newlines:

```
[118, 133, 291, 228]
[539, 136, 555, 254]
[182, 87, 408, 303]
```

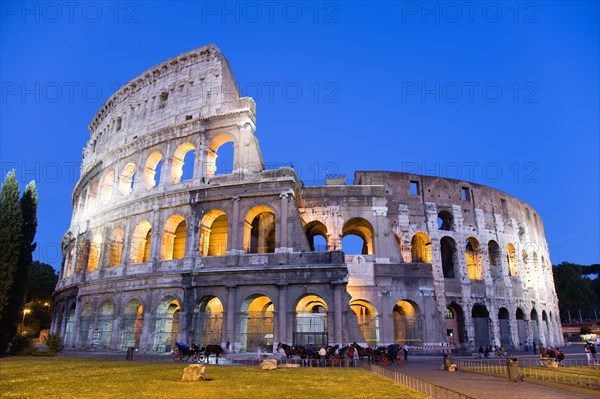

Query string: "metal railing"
[520, 366, 600, 391]
[361, 362, 475, 399]
[455, 359, 508, 377]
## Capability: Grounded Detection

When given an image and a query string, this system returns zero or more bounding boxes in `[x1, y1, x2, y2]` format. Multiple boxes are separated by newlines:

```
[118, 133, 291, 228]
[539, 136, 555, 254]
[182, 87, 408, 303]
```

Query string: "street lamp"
[21, 308, 31, 327]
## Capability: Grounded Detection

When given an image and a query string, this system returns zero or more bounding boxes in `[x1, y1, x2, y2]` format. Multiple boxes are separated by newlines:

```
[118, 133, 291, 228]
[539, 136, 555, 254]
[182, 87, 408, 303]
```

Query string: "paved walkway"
[394, 357, 596, 399]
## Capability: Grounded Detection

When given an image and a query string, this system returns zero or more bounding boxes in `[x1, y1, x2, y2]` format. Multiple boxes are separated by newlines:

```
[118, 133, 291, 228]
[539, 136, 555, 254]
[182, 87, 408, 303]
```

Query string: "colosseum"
[51, 44, 563, 354]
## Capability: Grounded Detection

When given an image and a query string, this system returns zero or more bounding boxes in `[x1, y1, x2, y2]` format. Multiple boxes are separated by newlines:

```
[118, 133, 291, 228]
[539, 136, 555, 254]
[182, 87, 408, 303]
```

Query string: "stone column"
[276, 284, 287, 344]
[333, 284, 343, 345]
[141, 293, 154, 351]
[111, 298, 122, 349]
[228, 197, 241, 254]
[226, 286, 237, 352]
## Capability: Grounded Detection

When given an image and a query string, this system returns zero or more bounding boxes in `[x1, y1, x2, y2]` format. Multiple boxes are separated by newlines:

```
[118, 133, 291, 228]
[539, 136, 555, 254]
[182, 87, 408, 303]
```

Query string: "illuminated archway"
[342, 218, 374, 255]
[206, 134, 235, 178]
[294, 294, 328, 346]
[99, 170, 114, 205]
[393, 300, 422, 345]
[121, 299, 143, 349]
[144, 151, 163, 189]
[193, 296, 223, 347]
[108, 228, 124, 267]
[199, 210, 228, 256]
[506, 243, 518, 276]
[171, 142, 195, 183]
[240, 295, 274, 352]
[465, 237, 483, 280]
[350, 299, 380, 346]
[97, 301, 114, 349]
[161, 214, 187, 260]
[243, 206, 276, 254]
[119, 162, 136, 196]
[129, 221, 152, 264]
[87, 233, 103, 272]
[410, 232, 432, 263]
[154, 297, 180, 352]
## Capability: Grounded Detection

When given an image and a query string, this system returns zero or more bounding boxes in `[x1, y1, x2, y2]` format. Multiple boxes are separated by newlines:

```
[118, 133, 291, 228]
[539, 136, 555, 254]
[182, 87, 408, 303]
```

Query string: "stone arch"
[342, 217, 374, 255]
[445, 303, 465, 344]
[97, 300, 114, 349]
[516, 308, 527, 348]
[393, 300, 422, 345]
[498, 307, 511, 347]
[199, 210, 228, 256]
[119, 162, 136, 196]
[465, 237, 483, 280]
[350, 299, 380, 346]
[86, 180, 99, 214]
[488, 240, 502, 279]
[99, 169, 115, 205]
[171, 142, 195, 183]
[294, 294, 328, 346]
[161, 214, 187, 260]
[472, 304, 490, 347]
[193, 296, 223, 347]
[129, 220, 152, 264]
[437, 210, 454, 231]
[65, 246, 75, 277]
[144, 151, 163, 189]
[87, 232, 103, 272]
[121, 299, 144, 349]
[206, 133, 235, 178]
[530, 308, 541, 344]
[108, 227, 124, 267]
[244, 205, 276, 254]
[64, 302, 77, 347]
[410, 232, 432, 263]
[305, 220, 328, 252]
[77, 302, 92, 348]
[506, 243, 518, 276]
[154, 296, 181, 352]
[440, 236, 457, 278]
[76, 239, 90, 274]
[542, 309, 550, 345]
[240, 294, 274, 352]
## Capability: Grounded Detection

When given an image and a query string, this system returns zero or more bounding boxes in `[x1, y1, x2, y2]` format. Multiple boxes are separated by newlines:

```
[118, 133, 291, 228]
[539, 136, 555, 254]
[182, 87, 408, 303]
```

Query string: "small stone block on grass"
[182, 364, 206, 382]
[259, 359, 278, 370]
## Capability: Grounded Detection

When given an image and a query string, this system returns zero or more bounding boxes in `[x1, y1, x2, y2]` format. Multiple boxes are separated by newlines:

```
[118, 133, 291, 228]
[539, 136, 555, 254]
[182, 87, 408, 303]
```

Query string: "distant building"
[52, 45, 562, 352]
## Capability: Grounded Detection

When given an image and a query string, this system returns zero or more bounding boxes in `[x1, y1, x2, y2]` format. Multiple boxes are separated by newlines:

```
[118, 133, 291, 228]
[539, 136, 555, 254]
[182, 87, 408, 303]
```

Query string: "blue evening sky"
[1, 1, 598, 270]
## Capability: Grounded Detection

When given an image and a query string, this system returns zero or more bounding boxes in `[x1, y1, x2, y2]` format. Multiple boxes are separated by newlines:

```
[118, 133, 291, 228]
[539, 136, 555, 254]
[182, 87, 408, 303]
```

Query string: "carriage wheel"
[197, 354, 207, 364]
[191, 353, 200, 363]
[172, 349, 183, 362]
[396, 352, 404, 365]
[382, 357, 391, 366]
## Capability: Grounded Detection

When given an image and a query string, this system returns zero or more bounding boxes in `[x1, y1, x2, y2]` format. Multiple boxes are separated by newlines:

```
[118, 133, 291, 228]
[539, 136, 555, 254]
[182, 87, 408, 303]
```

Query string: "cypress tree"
[0, 171, 23, 345]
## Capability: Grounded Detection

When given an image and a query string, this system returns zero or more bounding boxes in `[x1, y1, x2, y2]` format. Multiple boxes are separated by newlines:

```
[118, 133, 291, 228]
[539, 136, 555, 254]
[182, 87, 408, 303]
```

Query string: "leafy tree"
[0, 171, 23, 326]
[553, 262, 598, 322]
[26, 261, 58, 302]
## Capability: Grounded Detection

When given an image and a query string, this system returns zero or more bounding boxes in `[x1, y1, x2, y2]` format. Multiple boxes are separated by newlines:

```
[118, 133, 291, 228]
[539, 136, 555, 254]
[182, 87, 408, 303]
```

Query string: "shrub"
[9, 334, 33, 355]
[44, 333, 64, 355]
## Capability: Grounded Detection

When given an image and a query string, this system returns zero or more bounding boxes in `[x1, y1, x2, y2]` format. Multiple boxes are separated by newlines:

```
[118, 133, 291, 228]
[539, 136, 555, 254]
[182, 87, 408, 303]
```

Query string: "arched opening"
[207, 134, 235, 177]
[488, 240, 502, 279]
[445, 303, 465, 345]
[393, 300, 422, 345]
[121, 300, 143, 349]
[119, 162, 136, 196]
[99, 170, 115, 205]
[161, 215, 187, 260]
[516, 308, 527, 348]
[350, 300, 379, 346]
[193, 296, 223, 347]
[97, 301, 114, 349]
[244, 206, 276, 254]
[199, 210, 228, 256]
[472, 304, 490, 347]
[77, 303, 92, 348]
[530, 309, 540, 344]
[144, 151, 163, 189]
[410, 232, 432, 263]
[305, 220, 328, 251]
[64, 303, 76, 346]
[129, 221, 152, 264]
[171, 142, 195, 183]
[465, 237, 483, 280]
[506, 243, 518, 276]
[76, 240, 90, 274]
[240, 295, 274, 353]
[437, 210, 454, 231]
[440, 236, 457, 278]
[342, 218, 374, 255]
[294, 294, 328, 347]
[87, 233, 103, 272]
[542, 310, 550, 345]
[154, 297, 180, 352]
[86, 180, 99, 214]
[65, 246, 75, 277]
[498, 307, 511, 347]
[108, 228, 124, 267]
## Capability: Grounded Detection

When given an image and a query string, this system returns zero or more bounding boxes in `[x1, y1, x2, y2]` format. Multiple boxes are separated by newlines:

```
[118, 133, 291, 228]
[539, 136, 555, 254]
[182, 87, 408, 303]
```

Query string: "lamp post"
[21, 308, 31, 327]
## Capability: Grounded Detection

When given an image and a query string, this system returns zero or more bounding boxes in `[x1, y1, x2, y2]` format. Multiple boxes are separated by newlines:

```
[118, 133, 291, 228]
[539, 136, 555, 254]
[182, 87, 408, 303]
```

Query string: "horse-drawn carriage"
[276, 342, 355, 367]
[172, 342, 224, 364]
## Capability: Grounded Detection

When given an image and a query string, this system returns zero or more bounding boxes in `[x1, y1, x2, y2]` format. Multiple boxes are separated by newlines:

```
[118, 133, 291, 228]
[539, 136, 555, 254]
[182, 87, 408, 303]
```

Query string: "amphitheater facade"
[51, 44, 563, 353]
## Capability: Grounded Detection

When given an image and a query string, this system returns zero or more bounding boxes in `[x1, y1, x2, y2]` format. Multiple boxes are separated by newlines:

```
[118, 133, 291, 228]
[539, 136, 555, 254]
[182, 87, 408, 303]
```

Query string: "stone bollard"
[258, 359, 278, 370]
[182, 364, 206, 382]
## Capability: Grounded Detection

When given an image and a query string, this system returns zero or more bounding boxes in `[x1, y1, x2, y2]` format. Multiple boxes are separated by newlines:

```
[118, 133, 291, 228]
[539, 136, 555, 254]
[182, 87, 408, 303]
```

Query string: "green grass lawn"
[0, 357, 427, 399]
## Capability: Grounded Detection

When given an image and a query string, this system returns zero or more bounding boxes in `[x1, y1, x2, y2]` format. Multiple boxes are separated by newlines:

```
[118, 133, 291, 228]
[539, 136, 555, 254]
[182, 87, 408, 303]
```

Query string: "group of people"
[477, 345, 507, 357]
[584, 342, 598, 366]
[538, 344, 565, 366]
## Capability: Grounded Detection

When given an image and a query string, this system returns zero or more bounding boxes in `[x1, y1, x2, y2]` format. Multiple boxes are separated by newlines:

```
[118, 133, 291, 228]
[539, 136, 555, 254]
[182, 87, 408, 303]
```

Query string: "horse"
[352, 342, 371, 362]
[387, 344, 402, 363]
[201, 344, 224, 364]
[276, 343, 307, 360]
